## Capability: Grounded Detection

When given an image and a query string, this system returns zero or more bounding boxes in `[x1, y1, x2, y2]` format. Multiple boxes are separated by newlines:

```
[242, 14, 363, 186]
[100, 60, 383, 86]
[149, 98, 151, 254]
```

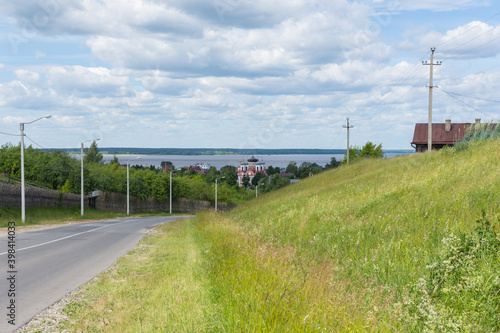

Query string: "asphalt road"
[0, 216, 190, 332]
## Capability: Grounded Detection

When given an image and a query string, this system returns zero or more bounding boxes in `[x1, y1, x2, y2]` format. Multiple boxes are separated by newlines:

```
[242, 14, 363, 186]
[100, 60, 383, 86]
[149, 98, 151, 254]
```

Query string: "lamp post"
[21, 115, 51, 223]
[81, 138, 100, 216]
[256, 185, 258, 198]
[170, 169, 173, 215]
[215, 176, 225, 212]
[127, 156, 141, 215]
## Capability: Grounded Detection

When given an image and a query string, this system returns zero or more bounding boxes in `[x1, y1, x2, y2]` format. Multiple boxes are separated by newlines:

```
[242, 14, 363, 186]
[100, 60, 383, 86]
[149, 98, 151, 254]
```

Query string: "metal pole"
[19, 115, 51, 223]
[127, 161, 130, 215]
[343, 117, 354, 164]
[347, 118, 350, 163]
[20, 123, 25, 223]
[256, 185, 258, 198]
[215, 178, 218, 212]
[428, 48, 434, 152]
[81, 142, 84, 216]
[170, 170, 173, 214]
[423, 48, 441, 152]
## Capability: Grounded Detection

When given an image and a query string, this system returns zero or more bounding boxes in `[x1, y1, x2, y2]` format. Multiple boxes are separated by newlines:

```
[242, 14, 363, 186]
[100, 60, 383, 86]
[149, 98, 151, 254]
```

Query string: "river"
[101, 152, 412, 170]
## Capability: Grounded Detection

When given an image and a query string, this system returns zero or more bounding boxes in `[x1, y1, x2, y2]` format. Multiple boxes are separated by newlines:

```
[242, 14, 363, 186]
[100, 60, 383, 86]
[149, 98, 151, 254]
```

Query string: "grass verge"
[59, 218, 220, 332]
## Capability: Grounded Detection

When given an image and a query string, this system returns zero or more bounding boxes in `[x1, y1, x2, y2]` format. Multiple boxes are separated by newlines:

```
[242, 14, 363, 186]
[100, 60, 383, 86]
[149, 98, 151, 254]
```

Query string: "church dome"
[247, 155, 258, 163]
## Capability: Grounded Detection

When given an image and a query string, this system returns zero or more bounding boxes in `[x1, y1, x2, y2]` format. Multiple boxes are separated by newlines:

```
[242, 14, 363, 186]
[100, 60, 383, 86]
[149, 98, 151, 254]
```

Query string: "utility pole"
[422, 47, 442, 152]
[343, 117, 354, 163]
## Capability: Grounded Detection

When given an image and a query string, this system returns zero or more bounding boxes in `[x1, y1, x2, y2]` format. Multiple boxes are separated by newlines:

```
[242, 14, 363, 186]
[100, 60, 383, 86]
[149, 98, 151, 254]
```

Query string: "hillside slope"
[199, 139, 500, 331]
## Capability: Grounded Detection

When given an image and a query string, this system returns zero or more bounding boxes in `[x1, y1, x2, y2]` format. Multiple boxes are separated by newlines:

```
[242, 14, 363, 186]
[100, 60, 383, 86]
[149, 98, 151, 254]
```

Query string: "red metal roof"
[411, 123, 471, 145]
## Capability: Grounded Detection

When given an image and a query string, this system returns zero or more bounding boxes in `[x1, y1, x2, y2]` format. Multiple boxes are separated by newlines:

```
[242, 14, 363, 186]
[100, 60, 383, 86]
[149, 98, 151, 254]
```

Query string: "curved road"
[0, 216, 190, 332]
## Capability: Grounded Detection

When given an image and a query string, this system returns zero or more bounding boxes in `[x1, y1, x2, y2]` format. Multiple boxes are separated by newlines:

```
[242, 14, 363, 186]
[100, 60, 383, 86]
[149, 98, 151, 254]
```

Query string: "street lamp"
[215, 176, 225, 212]
[81, 138, 100, 216]
[127, 156, 141, 215]
[21, 115, 51, 223]
[170, 169, 173, 215]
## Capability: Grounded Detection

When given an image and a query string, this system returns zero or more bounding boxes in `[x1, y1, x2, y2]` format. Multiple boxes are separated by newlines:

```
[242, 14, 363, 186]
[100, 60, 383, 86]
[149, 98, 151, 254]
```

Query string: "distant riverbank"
[98, 152, 413, 170]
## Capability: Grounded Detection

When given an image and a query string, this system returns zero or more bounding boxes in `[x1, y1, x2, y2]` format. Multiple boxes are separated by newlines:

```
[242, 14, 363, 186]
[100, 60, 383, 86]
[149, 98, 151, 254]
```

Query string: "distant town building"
[162, 164, 174, 174]
[411, 118, 495, 152]
[237, 155, 267, 186]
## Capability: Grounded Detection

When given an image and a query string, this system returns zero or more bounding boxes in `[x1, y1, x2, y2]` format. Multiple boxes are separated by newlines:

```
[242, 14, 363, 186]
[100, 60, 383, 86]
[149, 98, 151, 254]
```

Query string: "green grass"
[58, 139, 500, 332]
[0, 206, 179, 228]
[61, 218, 220, 332]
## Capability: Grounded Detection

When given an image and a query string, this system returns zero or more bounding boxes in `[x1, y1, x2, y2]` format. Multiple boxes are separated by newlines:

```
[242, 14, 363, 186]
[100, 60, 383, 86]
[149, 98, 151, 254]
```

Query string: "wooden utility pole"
[422, 48, 442, 152]
[343, 117, 354, 163]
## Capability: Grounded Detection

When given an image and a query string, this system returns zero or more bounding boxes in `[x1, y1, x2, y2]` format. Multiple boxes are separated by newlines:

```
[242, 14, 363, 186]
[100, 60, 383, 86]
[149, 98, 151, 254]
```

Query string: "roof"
[411, 123, 471, 145]
[247, 155, 258, 162]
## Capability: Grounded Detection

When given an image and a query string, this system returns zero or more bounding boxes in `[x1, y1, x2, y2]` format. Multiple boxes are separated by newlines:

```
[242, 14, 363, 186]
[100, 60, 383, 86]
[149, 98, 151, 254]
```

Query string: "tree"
[84, 140, 103, 164]
[251, 172, 266, 186]
[109, 155, 120, 165]
[325, 157, 341, 169]
[220, 165, 237, 186]
[285, 161, 298, 175]
[359, 141, 384, 158]
[261, 174, 290, 193]
[266, 165, 281, 175]
[242, 175, 250, 187]
[342, 141, 384, 164]
[297, 162, 322, 179]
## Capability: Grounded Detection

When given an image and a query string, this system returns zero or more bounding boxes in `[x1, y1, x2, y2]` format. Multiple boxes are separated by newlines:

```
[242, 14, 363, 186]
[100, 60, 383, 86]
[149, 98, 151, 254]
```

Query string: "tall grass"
[199, 138, 500, 331]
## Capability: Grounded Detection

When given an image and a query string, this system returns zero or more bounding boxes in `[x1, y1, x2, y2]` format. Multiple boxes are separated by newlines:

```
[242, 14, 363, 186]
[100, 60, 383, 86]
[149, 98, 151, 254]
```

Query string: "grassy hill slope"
[199, 139, 500, 331]
[58, 139, 500, 332]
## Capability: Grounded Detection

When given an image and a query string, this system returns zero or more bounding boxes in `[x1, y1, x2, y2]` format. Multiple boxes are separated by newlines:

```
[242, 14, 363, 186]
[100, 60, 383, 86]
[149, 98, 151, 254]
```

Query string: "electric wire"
[438, 88, 498, 120]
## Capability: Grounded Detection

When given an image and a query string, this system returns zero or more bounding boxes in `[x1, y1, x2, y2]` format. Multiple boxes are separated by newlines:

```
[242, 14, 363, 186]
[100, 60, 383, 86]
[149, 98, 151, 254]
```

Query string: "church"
[237, 155, 267, 186]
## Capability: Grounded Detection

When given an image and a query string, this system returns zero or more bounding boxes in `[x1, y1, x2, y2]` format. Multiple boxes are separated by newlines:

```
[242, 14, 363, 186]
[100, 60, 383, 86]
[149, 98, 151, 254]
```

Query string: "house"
[411, 118, 483, 152]
[237, 155, 267, 186]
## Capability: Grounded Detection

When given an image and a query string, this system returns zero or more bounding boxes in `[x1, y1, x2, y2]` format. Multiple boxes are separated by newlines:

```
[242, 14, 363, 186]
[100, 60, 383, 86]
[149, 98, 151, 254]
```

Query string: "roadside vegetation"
[54, 129, 500, 332]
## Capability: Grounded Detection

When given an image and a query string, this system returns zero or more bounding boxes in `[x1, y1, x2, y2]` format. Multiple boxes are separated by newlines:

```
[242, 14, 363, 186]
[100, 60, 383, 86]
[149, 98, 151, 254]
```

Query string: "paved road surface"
[0, 216, 189, 332]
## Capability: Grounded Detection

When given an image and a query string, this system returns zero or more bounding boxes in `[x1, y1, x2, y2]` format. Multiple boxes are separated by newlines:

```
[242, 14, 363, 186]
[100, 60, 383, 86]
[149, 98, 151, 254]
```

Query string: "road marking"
[0, 219, 139, 256]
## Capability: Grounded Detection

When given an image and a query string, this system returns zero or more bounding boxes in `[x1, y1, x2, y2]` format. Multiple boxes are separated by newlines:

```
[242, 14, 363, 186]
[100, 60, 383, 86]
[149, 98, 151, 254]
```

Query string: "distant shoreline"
[49, 147, 414, 156]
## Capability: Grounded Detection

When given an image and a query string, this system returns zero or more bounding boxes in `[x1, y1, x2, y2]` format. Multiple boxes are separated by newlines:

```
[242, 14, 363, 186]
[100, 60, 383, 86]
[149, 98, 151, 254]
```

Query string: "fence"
[0, 182, 236, 212]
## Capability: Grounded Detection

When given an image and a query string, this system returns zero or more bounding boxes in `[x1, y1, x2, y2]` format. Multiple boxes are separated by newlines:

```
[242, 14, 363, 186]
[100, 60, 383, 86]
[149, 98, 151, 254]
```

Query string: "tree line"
[0, 140, 384, 204]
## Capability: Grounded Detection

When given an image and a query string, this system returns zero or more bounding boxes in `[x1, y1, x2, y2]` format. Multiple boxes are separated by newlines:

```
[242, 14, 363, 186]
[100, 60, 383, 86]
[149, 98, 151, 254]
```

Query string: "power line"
[439, 88, 498, 120]
[437, 11, 500, 49]
[25, 135, 45, 149]
[439, 89, 500, 104]
[0, 131, 19, 136]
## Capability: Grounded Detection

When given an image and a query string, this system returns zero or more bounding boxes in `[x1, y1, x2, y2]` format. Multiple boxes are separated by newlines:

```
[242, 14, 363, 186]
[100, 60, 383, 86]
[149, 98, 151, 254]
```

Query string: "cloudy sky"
[1, 0, 500, 150]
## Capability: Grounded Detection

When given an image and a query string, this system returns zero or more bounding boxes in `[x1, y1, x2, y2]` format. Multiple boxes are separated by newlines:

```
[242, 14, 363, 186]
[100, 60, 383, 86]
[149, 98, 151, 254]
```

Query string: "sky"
[1, 0, 500, 150]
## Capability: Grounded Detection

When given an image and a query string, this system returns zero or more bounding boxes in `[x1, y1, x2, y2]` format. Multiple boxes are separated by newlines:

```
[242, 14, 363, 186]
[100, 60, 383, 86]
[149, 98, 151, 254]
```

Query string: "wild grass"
[61, 218, 220, 332]
[59, 138, 500, 331]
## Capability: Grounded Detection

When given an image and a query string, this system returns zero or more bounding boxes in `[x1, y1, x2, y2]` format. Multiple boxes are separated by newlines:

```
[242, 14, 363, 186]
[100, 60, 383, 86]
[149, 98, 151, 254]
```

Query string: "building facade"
[237, 155, 267, 186]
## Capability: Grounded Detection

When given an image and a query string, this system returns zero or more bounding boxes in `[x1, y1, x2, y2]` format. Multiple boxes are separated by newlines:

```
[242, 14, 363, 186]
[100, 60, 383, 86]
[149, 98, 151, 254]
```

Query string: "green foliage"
[454, 121, 500, 151]
[296, 161, 322, 179]
[61, 180, 71, 193]
[241, 175, 250, 187]
[285, 161, 298, 174]
[259, 174, 290, 194]
[251, 172, 265, 186]
[325, 156, 341, 169]
[84, 140, 103, 164]
[109, 155, 120, 165]
[342, 141, 384, 163]
[220, 165, 237, 186]
[406, 212, 500, 331]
